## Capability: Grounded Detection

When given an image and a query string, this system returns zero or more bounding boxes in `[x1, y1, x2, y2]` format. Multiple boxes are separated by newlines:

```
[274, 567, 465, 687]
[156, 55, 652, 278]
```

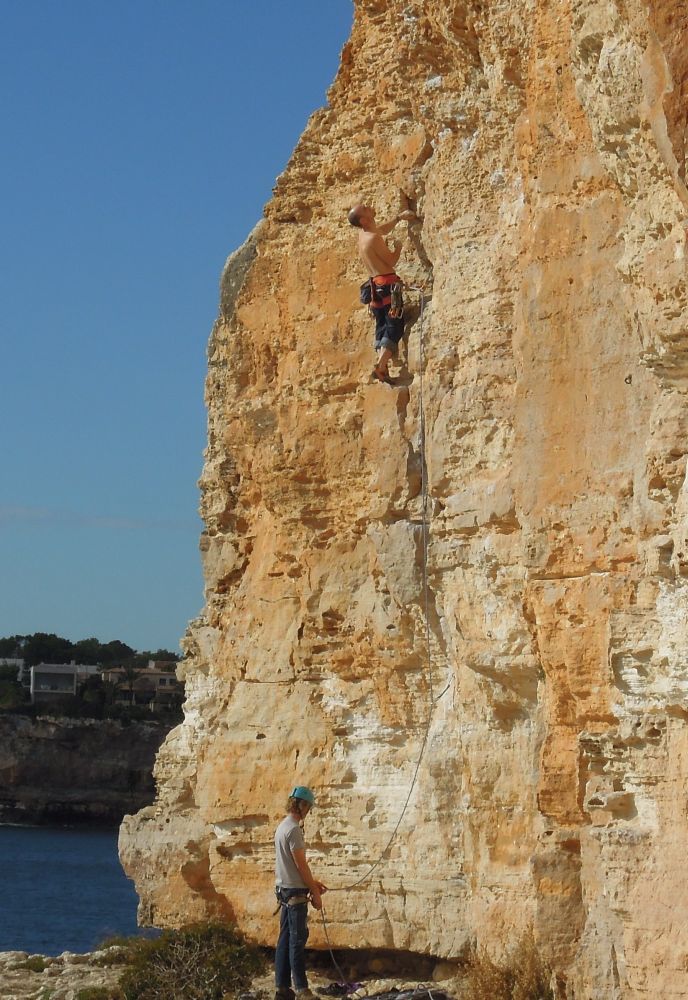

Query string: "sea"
[0, 825, 146, 956]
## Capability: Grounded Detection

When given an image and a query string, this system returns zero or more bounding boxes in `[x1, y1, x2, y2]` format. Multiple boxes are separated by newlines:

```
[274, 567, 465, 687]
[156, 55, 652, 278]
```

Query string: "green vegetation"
[0, 632, 179, 668]
[0, 683, 182, 724]
[93, 937, 137, 967]
[0, 664, 27, 709]
[0, 633, 183, 723]
[462, 934, 554, 1000]
[15, 955, 48, 972]
[76, 989, 123, 1000]
[94, 923, 265, 1000]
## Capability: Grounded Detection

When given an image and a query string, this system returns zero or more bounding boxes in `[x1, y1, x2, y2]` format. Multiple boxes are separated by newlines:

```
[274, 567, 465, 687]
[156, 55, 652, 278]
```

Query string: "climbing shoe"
[372, 366, 394, 385]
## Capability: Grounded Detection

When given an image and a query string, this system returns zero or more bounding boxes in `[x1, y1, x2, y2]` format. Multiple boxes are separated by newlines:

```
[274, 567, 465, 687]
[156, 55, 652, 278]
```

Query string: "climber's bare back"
[358, 230, 399, 277]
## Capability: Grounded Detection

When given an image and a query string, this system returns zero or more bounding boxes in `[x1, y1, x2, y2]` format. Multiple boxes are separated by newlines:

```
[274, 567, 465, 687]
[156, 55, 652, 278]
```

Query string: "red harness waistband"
[372, 273, 399, 285]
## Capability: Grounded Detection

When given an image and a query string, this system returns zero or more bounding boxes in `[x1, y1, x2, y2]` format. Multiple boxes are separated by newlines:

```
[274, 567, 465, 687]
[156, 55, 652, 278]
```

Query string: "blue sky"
[0, 2, 353, 653]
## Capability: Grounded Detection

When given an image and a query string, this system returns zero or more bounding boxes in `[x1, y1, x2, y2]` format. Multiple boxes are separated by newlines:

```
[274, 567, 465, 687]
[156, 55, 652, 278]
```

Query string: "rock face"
[0, 715, 167, 825]
[120, 1, 688, 997]
[0, 949, 124, 1000]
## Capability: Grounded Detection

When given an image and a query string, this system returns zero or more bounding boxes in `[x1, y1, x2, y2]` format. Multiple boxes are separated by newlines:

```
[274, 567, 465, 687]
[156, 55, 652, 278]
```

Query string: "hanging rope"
[415, 288, 434, 707]
[328, 287, 436, 898]
[316, 290, 445, 992]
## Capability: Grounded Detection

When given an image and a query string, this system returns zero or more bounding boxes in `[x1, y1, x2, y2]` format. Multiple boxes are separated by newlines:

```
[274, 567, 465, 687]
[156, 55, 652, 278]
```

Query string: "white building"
[29, 661, 98, 703]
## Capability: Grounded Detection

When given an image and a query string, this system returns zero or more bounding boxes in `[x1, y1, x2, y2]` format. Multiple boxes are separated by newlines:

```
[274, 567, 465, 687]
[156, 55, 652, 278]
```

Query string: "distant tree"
[79, 674, 106, 716]
[140, 648, 180, 663]
[0, 671, 28, 709]
[101, 639, 135, 664]
[72, 637, 103, 665]
[159, 648, 180, 662]
[102, 678, 119, 706]
[118, 663, 143, 705]
[124, 653, 149, 671]
[23, 633, 74, 667]
[0, 636, 23, 658]
[2, 631, 178, 670]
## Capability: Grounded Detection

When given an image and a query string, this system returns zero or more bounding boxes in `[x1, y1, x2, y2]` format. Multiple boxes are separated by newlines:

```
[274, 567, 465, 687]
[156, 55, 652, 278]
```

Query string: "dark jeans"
[275, 887, 309, 991]
[373, 303, 405, 352]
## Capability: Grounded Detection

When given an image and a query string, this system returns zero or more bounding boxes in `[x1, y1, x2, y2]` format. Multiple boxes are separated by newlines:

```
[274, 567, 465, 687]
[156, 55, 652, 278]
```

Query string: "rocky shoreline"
[0, 947, 125, 1000]
[0, 947, 462, 1000]
[0, 714, 171, 825]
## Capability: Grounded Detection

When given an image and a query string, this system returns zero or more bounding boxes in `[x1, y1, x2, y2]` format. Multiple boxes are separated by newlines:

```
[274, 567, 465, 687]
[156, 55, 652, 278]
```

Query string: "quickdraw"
[389, 281, 404, 319]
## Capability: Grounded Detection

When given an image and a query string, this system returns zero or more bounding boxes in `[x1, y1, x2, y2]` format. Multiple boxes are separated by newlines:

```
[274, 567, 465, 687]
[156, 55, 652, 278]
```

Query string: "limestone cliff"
[120, 1, 688, 996]
[0, 715, 167, 825]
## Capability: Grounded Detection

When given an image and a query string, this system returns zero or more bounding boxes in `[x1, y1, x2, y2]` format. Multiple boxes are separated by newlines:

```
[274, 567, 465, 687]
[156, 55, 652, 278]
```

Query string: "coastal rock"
[0, 715, 168, 825]
[120, 1, 688, 997]
[0, 948, 123, 1000]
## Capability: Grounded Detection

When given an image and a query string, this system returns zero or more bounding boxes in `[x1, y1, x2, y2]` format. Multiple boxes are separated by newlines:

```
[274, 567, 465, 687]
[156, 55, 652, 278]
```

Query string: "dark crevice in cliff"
[303, 946, 441, 980]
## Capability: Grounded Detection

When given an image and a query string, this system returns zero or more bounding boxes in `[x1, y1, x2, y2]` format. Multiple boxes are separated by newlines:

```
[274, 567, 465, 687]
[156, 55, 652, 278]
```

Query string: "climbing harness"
[363, 273, 402, 316]
[274, 886, 310, 915]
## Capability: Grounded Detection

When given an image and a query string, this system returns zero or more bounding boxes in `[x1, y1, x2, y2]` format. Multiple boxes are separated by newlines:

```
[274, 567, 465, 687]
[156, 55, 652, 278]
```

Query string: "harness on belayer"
[273, 887, 310, 915]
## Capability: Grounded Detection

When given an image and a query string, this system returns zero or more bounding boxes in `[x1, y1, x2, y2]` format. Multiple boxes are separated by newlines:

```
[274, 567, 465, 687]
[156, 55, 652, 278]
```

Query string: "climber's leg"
[376, 306, 404, 377]
[375, 346, 393, 374]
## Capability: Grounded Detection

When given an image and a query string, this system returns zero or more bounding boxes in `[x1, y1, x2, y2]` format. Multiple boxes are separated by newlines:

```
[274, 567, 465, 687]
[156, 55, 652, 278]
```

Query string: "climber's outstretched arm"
[377, 209, 416, 236]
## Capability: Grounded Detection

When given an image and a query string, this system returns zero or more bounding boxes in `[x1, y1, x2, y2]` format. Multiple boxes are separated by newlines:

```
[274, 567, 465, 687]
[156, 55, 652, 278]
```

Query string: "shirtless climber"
[348, 203, 416, 384]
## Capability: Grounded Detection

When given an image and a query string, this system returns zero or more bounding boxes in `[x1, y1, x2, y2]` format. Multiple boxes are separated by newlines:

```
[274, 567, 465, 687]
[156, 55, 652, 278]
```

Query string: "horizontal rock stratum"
[120, 2, 688, 997]
[0, 715, 167, 825]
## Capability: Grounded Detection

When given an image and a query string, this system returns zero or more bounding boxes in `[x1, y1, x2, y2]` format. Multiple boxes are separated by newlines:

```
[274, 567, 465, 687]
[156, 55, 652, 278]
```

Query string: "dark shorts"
[373, 302, 405, 352]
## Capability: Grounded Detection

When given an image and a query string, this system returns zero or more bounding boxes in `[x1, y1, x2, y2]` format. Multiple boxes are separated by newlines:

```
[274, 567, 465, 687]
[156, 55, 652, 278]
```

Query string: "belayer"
[348, 203, 416, 384]
[274, 786, 328, 1000]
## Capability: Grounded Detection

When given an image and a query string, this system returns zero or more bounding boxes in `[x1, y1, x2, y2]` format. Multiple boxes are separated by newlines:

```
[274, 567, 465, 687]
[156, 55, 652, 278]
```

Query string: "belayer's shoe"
[275, 989, 296, 1000]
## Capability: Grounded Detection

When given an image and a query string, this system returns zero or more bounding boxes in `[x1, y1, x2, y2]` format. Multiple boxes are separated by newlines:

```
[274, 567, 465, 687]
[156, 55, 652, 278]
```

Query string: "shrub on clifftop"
[116, 922, 265, 1000]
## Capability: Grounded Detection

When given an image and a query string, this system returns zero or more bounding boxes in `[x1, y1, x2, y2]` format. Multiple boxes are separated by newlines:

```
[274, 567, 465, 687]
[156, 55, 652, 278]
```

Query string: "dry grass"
[462, 933, 554, 1000]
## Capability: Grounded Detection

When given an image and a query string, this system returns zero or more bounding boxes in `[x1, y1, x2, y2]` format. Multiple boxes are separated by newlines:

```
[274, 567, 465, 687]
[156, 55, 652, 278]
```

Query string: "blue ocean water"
[0, 825, 143, 955]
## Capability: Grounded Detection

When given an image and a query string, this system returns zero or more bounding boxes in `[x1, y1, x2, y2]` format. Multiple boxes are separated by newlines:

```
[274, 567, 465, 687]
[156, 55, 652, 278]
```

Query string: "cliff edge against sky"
[120, 1, 688, 996]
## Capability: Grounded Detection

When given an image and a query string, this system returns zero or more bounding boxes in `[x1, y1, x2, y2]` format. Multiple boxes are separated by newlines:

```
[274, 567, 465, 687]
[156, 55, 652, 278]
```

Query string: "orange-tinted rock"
[120, 2, 688, 996]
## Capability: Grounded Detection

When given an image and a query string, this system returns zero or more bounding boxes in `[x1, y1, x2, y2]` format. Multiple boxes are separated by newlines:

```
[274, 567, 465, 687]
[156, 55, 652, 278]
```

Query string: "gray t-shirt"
[275, 814, 307, 889]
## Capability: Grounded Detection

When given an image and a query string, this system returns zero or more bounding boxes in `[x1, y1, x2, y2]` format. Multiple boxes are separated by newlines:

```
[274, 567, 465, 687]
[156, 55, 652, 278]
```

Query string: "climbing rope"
[328, 288, 433, 895]
[319, 908, 349, 986]
[317, 290, 446, 992]
[415, 288, 434, 707]
[321, 904, 438, 999]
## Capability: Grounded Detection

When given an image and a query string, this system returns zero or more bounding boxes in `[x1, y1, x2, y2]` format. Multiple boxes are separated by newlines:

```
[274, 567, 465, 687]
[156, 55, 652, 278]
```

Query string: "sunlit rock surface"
[120, 1, 688, 996]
